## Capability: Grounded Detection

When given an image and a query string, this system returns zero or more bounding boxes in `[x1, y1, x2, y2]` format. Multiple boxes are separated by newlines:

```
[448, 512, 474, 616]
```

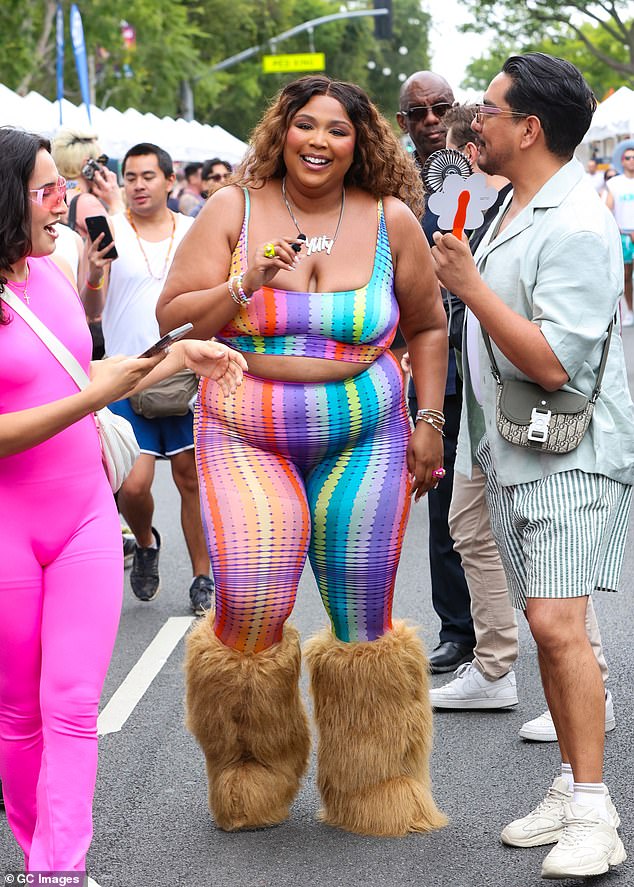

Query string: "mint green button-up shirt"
[457, 158, 634, 487]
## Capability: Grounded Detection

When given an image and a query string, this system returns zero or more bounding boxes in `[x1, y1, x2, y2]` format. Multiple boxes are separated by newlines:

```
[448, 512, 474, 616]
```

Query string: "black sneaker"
[123, 533, 136, 569]
[130, 528, 161, 601]
[189, 575, 214, 616]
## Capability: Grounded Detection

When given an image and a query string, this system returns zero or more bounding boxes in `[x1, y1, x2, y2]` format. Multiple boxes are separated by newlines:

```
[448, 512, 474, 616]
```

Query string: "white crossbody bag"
[2, 288, 139, 491]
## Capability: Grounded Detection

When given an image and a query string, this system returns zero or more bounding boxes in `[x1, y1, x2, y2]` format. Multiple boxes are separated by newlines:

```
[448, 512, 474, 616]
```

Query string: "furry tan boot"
[185, 619, 310, 831]
[304, 620, 447, 837]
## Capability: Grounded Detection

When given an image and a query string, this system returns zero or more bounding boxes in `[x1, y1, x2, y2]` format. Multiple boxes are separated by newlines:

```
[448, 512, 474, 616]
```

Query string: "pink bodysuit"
[0, 256, 123, 873]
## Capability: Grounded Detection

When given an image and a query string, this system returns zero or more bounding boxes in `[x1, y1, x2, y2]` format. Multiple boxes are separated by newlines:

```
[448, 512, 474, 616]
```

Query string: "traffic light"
[374, 0, 392, 40]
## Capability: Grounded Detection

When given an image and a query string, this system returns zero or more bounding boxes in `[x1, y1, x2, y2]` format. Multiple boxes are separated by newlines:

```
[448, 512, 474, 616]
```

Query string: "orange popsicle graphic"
[452, 190, 471, 239]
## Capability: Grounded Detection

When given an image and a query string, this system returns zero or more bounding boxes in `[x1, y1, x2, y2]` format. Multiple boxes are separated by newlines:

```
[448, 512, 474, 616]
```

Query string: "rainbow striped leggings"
[195, 351, 411, 653]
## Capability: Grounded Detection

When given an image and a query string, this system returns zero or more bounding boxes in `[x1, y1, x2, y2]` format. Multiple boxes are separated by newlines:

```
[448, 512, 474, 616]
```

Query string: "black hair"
[502, 53, 596, 158]
[122, 142, 174, 178]
[184, 161, 203, 179]
[0, 127, 51, 324]
[201, 158, 233, 179]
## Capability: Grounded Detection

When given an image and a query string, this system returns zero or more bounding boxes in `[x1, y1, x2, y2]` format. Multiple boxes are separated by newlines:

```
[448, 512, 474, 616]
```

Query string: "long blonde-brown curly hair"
[234, 75, 424, 217]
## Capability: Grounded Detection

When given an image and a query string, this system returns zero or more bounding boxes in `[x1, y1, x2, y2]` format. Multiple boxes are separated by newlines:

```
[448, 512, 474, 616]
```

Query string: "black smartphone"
[85, 215, 118, 260]
[138, 323, 194, 358]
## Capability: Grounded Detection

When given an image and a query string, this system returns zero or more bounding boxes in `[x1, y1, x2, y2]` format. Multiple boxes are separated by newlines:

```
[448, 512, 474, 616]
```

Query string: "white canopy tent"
[583, 86, 634, 143]
[0, 84, 248, 165]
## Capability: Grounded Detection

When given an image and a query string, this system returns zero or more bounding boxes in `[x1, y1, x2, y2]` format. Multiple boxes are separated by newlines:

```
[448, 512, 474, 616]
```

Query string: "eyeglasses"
[475, 104, 528, 124]
[622, 154, 634, 161]
[399, 103, 453, 122]
[206, 172, 231, 182]
[29, 175, 67, 208]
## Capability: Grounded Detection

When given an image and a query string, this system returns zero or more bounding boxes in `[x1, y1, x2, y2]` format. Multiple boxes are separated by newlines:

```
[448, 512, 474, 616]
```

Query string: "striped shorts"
[476, 436, 632, 610]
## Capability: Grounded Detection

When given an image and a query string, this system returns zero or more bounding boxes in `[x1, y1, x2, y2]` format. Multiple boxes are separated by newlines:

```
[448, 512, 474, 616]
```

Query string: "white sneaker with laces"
[501, 778, 620, 848]
[541, 802, 626, 879]
[519, 690, 615, 741]
[430, 662, 518, 710]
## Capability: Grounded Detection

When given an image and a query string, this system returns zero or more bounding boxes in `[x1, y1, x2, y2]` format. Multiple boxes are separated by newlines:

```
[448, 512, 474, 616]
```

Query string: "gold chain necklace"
[7, 261, 30, 303]
[281, 177, 345, 257]
[127, 209, 176, 280]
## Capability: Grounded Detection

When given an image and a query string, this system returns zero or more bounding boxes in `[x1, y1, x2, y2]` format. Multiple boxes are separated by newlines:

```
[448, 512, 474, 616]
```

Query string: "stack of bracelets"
[228, 273, 251, 306]
[415, 408, 445, 435]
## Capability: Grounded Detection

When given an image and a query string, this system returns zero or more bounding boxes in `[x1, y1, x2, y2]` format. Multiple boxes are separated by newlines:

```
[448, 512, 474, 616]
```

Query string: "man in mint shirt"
[432, 53, 634, 881]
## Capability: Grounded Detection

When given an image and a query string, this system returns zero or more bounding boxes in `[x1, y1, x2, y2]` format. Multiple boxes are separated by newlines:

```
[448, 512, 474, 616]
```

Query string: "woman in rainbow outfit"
[158, 76, 448, 836]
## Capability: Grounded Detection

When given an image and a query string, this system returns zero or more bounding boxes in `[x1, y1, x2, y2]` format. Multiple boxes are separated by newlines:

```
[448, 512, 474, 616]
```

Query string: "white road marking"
[97, 616, 195, 736]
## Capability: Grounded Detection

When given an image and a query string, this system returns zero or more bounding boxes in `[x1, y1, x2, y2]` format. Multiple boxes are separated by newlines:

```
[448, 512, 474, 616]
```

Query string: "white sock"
[573, 782, 610, 822]
[560, 763, 574, 792]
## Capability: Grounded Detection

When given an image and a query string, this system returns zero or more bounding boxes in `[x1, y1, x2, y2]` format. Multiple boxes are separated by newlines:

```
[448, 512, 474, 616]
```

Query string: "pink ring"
[432, 467, 446, 480]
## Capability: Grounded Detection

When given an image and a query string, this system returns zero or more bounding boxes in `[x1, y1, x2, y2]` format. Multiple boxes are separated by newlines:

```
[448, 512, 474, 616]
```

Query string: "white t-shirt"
[54, 223, 82, 283]
[585, 170, 604, 193]
[607, 174, 634, 232]
[103, 211, 194, 356]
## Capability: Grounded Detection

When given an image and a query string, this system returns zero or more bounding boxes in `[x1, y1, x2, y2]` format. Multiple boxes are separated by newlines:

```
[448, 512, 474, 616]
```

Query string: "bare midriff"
[239, 351, 369, 383]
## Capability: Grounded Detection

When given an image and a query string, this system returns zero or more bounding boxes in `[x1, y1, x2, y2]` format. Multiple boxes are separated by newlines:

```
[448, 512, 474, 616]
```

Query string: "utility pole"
[180, 7, 389, 121]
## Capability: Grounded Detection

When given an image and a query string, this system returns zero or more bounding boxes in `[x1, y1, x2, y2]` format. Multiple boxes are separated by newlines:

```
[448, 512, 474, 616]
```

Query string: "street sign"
[262, 52, 325, 74]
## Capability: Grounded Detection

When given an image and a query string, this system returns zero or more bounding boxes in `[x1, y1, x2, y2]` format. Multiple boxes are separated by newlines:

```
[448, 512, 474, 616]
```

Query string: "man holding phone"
[86, 141, 214, 616]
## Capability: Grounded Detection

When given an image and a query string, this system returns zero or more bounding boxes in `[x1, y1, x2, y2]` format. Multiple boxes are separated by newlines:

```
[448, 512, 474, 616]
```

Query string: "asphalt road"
[3, 331, 634, 887]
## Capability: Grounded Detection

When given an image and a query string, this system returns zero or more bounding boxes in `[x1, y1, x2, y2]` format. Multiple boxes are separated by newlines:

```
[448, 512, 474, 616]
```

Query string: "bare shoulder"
[382, 195, 425, 245]
[190, 184, 245, 237]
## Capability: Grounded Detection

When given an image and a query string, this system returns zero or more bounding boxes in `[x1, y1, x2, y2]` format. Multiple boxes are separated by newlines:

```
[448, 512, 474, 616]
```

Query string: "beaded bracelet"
[85, 276, 104, 291]
[415, 408, 445, 435]
[228, 273, 251, 306]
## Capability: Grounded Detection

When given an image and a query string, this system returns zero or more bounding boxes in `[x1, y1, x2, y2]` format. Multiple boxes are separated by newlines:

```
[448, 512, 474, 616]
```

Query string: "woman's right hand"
[242, 237, 302, 293]
[87, 354, 165, 410]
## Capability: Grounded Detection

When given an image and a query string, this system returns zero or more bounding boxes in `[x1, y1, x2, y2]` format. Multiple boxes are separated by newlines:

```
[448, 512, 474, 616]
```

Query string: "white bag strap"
[2, 287, 90, 391]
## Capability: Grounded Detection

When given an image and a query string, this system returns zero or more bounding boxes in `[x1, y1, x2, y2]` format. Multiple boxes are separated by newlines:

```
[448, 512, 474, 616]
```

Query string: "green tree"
[0, 0, 432, 141]
[462, 21, 632, 98]
[459, 0, 634, 80]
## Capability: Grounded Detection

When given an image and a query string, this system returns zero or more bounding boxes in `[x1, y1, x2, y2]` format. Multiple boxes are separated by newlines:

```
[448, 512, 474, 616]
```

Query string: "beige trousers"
[449, 466, 609, 684]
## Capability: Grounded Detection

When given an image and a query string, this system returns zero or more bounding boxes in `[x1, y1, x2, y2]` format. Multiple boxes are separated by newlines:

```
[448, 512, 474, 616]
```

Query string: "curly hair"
[234, 75, 424, 217]
[0, 128, 51, 325]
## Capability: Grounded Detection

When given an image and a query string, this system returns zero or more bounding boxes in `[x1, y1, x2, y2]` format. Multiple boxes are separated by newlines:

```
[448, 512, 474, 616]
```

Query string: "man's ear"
[396, 112, 408, 134]
[464, 142, 479, 168]
[520, 115, 542, 149]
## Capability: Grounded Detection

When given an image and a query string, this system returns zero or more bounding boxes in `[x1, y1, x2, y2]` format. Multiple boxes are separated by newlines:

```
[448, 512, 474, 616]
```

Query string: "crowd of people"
[1, 49, 633, 886]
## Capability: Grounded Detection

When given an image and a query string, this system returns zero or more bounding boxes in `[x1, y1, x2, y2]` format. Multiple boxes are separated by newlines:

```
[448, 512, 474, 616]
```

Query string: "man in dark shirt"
[396, 71, 476, 673]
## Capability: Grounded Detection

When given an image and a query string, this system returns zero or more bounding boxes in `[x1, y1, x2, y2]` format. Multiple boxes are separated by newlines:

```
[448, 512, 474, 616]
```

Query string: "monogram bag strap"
[1, 288, 90, 390]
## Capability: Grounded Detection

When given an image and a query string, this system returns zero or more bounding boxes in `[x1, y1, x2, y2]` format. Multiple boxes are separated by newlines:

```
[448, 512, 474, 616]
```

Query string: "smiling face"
[28, 149, 66, 257]
[471, 73, 526, 177]
[283, 94, 356, 189]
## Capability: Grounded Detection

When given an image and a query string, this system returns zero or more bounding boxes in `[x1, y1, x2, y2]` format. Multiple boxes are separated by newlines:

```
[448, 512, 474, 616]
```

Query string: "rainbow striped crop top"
[216, 189, 399, 363]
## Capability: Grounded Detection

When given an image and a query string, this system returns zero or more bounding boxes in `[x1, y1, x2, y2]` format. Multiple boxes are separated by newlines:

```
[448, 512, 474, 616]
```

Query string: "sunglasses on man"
[206, 172, 231, 183]
[399, 103, 453, 123]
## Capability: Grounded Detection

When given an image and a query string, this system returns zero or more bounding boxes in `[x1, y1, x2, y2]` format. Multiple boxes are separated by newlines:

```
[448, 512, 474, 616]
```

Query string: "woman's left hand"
[407, 420, 445, 502]
[181, 340, 248, 396]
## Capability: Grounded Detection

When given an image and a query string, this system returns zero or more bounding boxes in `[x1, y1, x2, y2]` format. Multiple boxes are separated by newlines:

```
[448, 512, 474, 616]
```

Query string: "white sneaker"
[501, 777, 620, 848]
[430, 662, 518, 710]
[519, 690, 615, 741]
[541, 802, 626, 879]
[622, 309, 634, 327]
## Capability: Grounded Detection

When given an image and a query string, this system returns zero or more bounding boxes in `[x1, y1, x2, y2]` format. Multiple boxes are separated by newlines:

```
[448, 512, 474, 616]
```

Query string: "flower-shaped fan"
[422, 148, 473, 195]
[423, 148, 498, 239]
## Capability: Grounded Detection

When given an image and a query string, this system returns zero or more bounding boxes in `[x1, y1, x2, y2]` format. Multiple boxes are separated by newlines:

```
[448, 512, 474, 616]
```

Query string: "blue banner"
[70, 4, 91, 123]
[56, 3, 64, 125]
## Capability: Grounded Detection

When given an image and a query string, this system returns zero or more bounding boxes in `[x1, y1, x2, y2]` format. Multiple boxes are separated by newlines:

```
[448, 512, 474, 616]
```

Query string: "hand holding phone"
[139, 323, 194, 358]
[85, 215, 118, 260]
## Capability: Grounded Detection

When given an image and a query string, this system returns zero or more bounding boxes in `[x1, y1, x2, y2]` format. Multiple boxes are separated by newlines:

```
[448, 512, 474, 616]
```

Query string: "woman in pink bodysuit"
[0, 128, 246, 876]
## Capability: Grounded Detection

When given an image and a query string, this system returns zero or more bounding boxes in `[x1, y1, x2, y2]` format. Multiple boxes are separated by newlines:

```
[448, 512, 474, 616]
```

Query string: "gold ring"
[263, 242, 276, 258]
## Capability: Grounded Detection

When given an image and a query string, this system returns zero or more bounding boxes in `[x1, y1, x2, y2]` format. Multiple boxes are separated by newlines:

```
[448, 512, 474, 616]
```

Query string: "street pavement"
[3, 331, 634, 887]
